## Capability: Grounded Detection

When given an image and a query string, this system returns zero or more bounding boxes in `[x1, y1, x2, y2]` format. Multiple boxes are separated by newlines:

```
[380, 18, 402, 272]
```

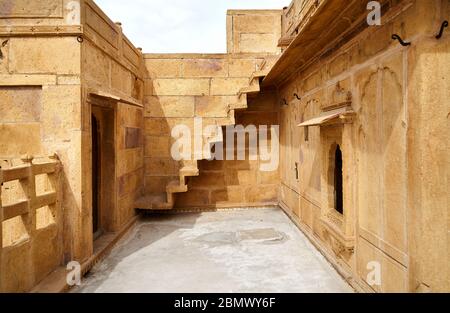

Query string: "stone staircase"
[135, 57, 277, 211]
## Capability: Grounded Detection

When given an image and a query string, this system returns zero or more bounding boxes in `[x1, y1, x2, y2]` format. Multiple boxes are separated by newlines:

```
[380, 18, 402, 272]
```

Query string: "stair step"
[205, 126, 223, 144]
[181, 160, 198, 168]
[249, 70, 268, 85]
[180, 166, 199, 177]
[238, 84, 260, 99]
[167, 180, 188, 193]
[229, 94, 248, 110]
[135, 193, 173, 210]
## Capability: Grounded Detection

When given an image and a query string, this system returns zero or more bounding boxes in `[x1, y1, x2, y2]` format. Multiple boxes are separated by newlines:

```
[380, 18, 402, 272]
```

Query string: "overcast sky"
[94, 0, 291, 53]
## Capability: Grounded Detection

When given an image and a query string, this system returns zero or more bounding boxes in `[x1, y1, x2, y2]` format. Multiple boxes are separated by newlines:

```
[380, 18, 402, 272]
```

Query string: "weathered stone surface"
[145, 59, 181, 78]
[0, 0, 447, 295]
[153, 79, 210, 96]
[145, 158, 179, 176]
[0, 86, 41, 123]
[145, 96, 195, 118]
[228, 58, 257, 77]
[234, 14, 279, 33]
[111, 62, 132, 95]
[182, 59, 228, 78]
[145, 136, 171, 157]
[0, 123, 42, 155]
[210, 78, 248, 95]
[195, 96, 230, 118]
[9, 37, 80, 75]
[245, 185, 278, 203]
[239, 33, 278, 54]
[0, 0, 63, 17]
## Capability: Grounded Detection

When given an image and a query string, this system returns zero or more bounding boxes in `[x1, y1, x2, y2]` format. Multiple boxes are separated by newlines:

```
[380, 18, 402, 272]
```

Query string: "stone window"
[333, 144, 343, 215]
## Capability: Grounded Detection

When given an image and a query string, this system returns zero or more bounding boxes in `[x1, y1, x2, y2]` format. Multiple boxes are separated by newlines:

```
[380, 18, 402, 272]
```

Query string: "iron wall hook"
[294, 93, 301, 100]
[436, 20, 448, 39]
[392, 34, 411, 46]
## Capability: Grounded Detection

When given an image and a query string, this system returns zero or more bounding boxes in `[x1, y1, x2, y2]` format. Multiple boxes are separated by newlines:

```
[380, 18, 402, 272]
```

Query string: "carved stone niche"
[322, 81, 352, 112]
[297, 86, 356, 258]
[320, 121, 355, 258]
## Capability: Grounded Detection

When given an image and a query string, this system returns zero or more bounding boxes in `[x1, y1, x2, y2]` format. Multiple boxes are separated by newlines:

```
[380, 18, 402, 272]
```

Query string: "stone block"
[258, 169, 279, 185]
[0, 86, 41, 123]
[357, 238, 408, 292]
[228, 58, 257, 77]
[144, 176, 178, 194]
[199, 159, 224, 171]
[83, 41, 109, 85]
[225, 169, 256, 186]
[182, 59, 228, 78]
[144, 136, 171, 157]
[42, 85, 81, 140]
[144, 118, 171, 136]
[245, 185, 278, 203]
[210, 78, 248, 95]
[0, 0, 63, 18]
[57, 75, 81, 85]
[190, 172, 226, 189]
[0, 123, 42, 156]
[9, 37, 80, 75]
[238, 33, 277, 54]
[210, 186, 245, 204]
[195, 96, 231, 118]
[359, 23, 393, 60]
[175, 189, 210, 207]
[111, 61, 132, 95]
[145, 96, 195, 118]
[327, 52, 349, 79]
[145, 59, 181, 78]
[145, 158, 179, 176]
[234, 14, 279, 33]
[153, 78, 210, 96]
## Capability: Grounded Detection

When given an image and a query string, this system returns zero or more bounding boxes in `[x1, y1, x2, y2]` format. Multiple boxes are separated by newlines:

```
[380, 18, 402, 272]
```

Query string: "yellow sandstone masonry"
[0, 0, 448, 294]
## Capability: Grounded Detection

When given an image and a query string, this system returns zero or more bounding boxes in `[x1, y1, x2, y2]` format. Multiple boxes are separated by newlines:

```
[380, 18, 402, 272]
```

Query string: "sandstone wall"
[277, 0, 449, 292]
[0, 0, 146, 291]
[0, 0, 82, 292]
[176, 91, 280, 209]
[227, 10, 282, 54]
[142, 9, 282, 209]
[143, 54, 266, 207]
[78, 0, 145, 261]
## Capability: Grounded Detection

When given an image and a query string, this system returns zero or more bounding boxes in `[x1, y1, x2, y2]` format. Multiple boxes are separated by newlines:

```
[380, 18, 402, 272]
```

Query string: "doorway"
[92, 114, 101, 237]
[91, 101, 116, 241]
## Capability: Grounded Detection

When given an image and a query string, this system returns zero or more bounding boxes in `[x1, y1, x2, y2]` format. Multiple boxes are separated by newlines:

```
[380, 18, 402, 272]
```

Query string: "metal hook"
[77, 36, 84, 43]
[436, 21, 448, 39]
[294, 93, 301, 100]
[392, 34, 411, 46]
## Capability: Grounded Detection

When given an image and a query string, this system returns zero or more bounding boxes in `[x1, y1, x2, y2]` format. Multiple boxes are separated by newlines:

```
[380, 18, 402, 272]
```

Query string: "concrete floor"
[74, 208, 353, 293]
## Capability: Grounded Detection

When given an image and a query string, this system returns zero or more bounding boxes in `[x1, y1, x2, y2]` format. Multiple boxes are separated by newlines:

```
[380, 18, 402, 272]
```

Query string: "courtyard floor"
[74, 208, 353, 293]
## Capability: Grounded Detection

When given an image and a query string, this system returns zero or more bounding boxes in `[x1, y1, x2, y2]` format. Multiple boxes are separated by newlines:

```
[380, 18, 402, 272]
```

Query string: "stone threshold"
[142, 203, 280, 214]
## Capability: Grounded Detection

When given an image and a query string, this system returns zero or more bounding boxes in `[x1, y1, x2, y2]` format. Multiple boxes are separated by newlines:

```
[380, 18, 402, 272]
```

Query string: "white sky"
[94, 0, 291, 53]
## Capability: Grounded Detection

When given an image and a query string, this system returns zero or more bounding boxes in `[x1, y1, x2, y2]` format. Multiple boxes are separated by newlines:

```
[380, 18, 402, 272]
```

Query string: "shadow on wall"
[142, 77, 185, 199]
